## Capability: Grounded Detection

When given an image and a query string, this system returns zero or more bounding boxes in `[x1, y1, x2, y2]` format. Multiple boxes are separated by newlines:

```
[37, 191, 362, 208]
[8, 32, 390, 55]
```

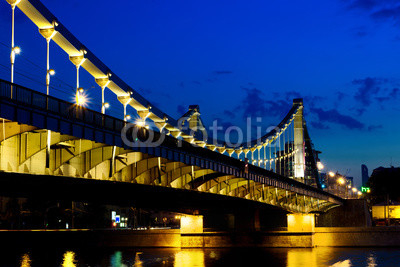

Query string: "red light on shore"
[112, 222, 117, 227]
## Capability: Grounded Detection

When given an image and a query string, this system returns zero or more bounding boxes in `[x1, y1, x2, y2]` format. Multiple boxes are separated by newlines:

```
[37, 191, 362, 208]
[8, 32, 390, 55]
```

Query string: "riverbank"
[2, 227, 400, 248]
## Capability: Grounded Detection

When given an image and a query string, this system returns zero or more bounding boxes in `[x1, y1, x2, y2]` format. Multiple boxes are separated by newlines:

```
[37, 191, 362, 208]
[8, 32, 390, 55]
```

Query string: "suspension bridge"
[0, 0, 343, 231]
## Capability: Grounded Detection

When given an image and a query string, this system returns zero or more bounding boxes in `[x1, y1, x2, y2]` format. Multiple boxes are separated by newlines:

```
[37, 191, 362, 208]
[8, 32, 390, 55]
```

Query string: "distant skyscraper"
[362, 164, 369, 186]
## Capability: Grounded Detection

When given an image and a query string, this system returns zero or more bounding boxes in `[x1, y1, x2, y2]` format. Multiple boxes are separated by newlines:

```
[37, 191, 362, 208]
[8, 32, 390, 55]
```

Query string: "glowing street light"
[352, 187, 357, 193]
[75, 89, 88, 107]
[45, 68, 56, 97]
[12, 46, 21, 55]
[48, 69, 55, 76]
[103, 102, 110, 109]
[124, 114, 131, 121]
[328, 171, 335, 177]
[76, 93, 87, 106]
[337, 177, 345, 185]
[317, 162, 324, 170]
[135, 118, 149, 129]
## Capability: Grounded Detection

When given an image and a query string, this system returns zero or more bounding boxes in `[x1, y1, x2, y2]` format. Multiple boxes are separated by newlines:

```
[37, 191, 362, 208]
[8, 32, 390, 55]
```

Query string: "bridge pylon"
[293, 98, 305, 183]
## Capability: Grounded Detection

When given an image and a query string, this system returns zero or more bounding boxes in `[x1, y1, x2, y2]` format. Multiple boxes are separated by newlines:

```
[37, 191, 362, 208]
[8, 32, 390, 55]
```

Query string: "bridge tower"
[293, 98, 305, 182]
[188, 105, 202, 131]
[179, 105, 206, 137]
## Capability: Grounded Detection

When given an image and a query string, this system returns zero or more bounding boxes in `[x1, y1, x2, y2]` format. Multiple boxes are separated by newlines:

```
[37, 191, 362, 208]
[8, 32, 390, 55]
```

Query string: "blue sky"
[1, 0, 400, 186]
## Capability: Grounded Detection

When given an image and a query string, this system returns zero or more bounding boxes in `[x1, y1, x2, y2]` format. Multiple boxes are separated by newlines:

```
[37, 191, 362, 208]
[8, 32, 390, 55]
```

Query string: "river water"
[2, 247, 400, 267]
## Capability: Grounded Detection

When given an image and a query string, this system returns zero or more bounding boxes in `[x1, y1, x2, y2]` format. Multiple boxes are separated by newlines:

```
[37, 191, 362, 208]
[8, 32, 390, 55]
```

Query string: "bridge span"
[1, 0, 344, 231]
[0, 79, 342, 214]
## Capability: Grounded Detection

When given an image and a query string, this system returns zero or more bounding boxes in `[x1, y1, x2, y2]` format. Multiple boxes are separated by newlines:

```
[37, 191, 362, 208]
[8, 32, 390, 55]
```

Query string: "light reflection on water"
[11, 247, 400, 267]
[61, 251, 77, 267]
[174, 250, 204, 267]
[19, 253, 31, 267]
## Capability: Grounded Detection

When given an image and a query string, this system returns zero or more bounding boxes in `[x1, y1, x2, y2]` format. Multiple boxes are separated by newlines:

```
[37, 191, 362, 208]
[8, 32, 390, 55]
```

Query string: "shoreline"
[3, 227, 400, 248]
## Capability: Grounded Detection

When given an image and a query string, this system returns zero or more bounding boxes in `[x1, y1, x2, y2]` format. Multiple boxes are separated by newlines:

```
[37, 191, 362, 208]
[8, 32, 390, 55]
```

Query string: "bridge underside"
[0, 118, 338, 214]
[0, 171, 284, 215]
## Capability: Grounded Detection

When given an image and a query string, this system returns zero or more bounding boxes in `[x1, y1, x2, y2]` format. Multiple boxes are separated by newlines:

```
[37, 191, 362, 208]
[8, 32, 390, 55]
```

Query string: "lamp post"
[39, 25, 56, 170]
[117, 95, 132, 122]
[10, 46, 20, 84]
[337, 177, 345, 198]
[352, 187, 357, 198]
[328, 171, 335, 194]
[46, 69, 55, 93]
[7, 0, 22, 98]
[8, 0, 21, 82]
[69, 53, 86, 105]
[39, 26, 57, 95]
[102, 102, 110, 112]
[95, 77, 111, 114]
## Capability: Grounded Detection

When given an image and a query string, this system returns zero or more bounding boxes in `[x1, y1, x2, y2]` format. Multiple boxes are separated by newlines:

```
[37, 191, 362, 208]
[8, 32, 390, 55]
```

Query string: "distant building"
[346, 176, 354, 187]
[320, 173, 327, 189]
[362, 164, 369, 186]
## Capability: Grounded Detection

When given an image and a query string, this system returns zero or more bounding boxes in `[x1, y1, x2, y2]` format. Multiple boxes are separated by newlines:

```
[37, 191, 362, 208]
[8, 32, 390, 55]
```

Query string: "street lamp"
[103, 102, 110, 110]
[46, 68, 55, 94]
[10, 46, 21, 92]
[328, 171, 335, 177]
[317, 162, 324, 170]
[95, 76, 111, 114]
[7, 0, 22, 86]
[12, 46, 21, 55]
[336, 177, 346, 198]
[352, 187, 357, 198]
[124, 114, 131, 121]
[75, 88, 87, 107]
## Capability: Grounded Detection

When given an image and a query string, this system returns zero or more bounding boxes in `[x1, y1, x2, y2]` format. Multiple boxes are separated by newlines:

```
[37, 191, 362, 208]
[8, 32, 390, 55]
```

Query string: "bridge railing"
[0, 79, 125, 133]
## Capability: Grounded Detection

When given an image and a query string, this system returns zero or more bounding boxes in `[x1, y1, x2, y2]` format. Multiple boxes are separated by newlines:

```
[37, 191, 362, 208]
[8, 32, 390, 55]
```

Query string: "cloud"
[213, 71, 233, 75]
[337, 91, 347, 101]
[283, 91, 302, 102]
[390, 88, 400, 98]
[310, 107, 365, 129]
[345, 0, 400, 25]
[346, 0, 381, 11]
[211, 117, 235, 130]
[352, 77, 383, 106]
[350, 78, 400, 113]
[238, 87, 290, 120]
[371, 6, 400, 23]
[310, 121, 331, 130]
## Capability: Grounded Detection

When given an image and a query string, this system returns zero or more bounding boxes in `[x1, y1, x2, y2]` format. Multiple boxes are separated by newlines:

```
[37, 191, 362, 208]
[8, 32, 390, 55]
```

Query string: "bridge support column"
[287, 213, 315, 232]
[180, 215, 204, 248]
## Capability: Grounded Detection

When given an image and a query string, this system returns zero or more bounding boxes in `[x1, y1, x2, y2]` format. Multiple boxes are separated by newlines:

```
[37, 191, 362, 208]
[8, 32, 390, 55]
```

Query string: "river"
[1, 247, 399, 266]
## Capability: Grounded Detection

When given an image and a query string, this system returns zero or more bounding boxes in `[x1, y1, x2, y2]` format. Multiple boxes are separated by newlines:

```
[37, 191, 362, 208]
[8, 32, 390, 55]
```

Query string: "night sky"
[1, 0, 400, 186]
